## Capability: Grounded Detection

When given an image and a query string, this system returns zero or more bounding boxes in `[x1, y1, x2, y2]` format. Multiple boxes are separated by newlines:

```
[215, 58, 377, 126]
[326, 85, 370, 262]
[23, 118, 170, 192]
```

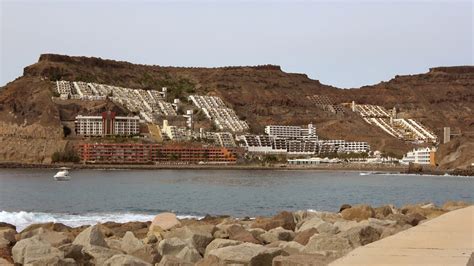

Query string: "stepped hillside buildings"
[75, 112, 140, 137]
[189, 95, 249, 132]
[351, 101, 437, 143]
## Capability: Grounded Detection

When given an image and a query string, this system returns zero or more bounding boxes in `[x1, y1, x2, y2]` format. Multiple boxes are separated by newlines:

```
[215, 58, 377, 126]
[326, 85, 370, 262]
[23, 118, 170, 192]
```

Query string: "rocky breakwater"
[0, 201, 471, 265]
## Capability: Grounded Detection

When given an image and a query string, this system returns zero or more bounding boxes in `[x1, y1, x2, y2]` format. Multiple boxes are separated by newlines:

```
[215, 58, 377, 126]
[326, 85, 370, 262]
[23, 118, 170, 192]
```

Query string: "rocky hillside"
[1, 54, 473, 168]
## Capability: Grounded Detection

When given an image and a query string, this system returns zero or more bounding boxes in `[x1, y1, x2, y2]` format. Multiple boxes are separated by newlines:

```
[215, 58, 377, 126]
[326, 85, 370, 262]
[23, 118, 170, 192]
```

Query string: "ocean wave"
[0, 210, 203, 232]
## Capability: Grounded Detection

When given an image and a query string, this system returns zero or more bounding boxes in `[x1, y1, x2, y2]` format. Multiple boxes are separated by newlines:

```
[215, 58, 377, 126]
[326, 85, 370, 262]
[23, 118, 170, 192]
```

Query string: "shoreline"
[1, 162, 470, 176]
[0, 162, 407, 172]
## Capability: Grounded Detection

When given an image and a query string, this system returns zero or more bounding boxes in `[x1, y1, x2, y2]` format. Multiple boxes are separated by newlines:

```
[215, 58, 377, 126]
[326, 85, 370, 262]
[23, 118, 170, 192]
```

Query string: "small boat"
[54, 167, 71, 181]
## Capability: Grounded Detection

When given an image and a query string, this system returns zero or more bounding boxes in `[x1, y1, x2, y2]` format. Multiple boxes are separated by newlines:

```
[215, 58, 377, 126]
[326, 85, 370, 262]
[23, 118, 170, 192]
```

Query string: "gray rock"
[104, 254, 152, 266]
[105, 238, 123, 251]
[12, 235, 64, 265]
[204, 239, 241, 257]
[208, 242, 285, 265]
[176, 246, 202, 263]
[129, 244, 161, 264]
[272, 241, 305, 255]
[157, 237, 188, 257]
[59, 243, 91, 264]
[73, 224, 108, 248]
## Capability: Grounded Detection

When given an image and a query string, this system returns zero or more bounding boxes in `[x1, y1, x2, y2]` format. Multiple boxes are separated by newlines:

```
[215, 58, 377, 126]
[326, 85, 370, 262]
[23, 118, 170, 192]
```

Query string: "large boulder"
[104, 254, 151, 266]
[20, 223, 71, 236]
[0, 223, 15, 231]
[380, 224, 412, 239]
[157, 237, 188, 257]
[21, 228, 73, 247]
[204, 239, 241, 257]
[12, 236, 64, 265]
[386, 213, 426, 226]
[251, 211, 296, 231]
[303, 234, 352, 254]
[339, 204, 352, 212]
[340, 204, 375, 222]
[293, 228, 318, 245]
[121, 231, 144, 254]
[260, 227, 295, 244]
[227, 224, 261, 244]
[339, 225, 380, 247]
[82, 245, 123, 265]
[272, 253, 333, 266]
[150, 213, 181, 234]
[0, 258, 12, 265]
[176, 246, 202, 263]
[72, 224, 108, 248]
[163, 226, 213, 255]
[208, 243, 285, 265]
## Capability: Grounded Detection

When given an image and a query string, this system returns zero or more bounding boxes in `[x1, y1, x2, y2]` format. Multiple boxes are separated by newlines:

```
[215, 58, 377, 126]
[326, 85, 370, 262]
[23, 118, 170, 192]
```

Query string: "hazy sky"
[1, 0, 472, 88]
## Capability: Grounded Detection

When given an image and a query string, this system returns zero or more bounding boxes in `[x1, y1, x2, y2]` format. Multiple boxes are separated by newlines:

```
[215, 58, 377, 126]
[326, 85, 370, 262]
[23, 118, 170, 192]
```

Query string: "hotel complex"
[400, 147, 436, 166]
[75, 112, 140, 137]
[55, 80, 441, 165]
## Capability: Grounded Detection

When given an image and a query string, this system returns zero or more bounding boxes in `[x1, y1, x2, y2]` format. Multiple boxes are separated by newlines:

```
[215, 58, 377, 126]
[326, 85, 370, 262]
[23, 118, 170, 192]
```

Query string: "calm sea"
[0, 168, 472, 230]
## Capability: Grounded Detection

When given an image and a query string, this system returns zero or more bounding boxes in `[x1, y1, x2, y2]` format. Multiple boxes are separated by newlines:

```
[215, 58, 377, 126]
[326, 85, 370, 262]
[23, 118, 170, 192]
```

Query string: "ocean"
[0, 168, 472, 231]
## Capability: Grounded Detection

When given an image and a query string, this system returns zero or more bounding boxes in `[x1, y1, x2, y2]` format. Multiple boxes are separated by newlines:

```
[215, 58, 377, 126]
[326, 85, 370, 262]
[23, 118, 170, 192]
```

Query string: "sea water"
[0, 168, 472, 231]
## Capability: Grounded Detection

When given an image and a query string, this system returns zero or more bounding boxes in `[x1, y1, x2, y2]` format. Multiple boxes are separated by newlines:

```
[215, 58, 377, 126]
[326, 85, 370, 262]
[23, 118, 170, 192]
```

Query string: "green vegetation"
[51, 148, 80, 163]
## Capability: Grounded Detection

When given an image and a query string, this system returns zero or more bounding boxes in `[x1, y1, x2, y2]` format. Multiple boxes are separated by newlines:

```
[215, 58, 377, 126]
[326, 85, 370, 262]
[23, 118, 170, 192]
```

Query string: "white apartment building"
[400, 147, 436, 165]
[75, 112, 140, 137]
[320, 140, 370, 153]
[265, 124, 317, 140]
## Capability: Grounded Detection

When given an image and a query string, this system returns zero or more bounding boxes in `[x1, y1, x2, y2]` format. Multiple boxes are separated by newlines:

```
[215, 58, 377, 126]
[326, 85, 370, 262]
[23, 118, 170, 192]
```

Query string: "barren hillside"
[1, 54, 472, 168]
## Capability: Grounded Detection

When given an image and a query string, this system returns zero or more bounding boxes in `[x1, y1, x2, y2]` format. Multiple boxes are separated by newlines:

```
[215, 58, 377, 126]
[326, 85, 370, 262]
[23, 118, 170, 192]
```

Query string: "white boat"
[54, 167, 71, 181]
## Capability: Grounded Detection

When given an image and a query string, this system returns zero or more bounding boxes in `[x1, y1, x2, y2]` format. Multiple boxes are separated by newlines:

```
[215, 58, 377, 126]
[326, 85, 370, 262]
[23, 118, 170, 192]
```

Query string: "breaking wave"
[0, 210, 203, 232]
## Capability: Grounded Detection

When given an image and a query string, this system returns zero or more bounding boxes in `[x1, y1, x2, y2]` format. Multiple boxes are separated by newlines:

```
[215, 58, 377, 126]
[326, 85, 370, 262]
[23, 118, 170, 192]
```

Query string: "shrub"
[51, 148, 80, 163]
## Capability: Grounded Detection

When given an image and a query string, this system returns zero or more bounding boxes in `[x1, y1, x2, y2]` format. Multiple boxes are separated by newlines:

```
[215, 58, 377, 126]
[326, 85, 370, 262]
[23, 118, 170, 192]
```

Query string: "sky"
[0, 0, 472, 88]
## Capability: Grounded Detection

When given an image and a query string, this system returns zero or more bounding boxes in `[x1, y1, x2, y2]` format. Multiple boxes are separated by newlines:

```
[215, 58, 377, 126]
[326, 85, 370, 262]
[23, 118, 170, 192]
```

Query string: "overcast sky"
[1, 0, 472, 88]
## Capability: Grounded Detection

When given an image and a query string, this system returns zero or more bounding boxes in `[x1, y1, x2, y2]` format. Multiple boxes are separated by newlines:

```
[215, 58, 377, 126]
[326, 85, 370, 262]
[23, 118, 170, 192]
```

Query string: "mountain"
[1, 54, 473, 169]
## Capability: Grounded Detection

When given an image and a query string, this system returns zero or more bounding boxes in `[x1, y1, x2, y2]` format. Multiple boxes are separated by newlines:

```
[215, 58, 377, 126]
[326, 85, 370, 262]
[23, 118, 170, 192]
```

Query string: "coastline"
[0, 162, 408, 172]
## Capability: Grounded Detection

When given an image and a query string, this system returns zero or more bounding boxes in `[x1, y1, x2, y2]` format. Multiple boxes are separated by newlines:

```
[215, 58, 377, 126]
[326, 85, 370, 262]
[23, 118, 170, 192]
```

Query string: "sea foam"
[0, 210, 203, 231]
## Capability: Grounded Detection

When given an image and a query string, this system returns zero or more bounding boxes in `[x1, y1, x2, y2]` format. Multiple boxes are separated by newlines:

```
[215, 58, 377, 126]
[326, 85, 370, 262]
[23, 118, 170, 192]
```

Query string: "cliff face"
[1, 54, 473, 168]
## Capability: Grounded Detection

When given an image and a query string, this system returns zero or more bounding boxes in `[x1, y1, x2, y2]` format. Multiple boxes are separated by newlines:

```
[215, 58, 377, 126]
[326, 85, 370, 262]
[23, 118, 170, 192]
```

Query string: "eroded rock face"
[104, 254, 151, 266]
[340, 205, 375, 222]
[72, 224, 108, 248]
[208, 242, 285, 265]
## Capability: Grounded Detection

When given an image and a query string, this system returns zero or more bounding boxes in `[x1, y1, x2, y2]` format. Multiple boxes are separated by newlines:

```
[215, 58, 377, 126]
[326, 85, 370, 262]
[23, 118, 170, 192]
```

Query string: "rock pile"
[0, 202, 469, 265]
